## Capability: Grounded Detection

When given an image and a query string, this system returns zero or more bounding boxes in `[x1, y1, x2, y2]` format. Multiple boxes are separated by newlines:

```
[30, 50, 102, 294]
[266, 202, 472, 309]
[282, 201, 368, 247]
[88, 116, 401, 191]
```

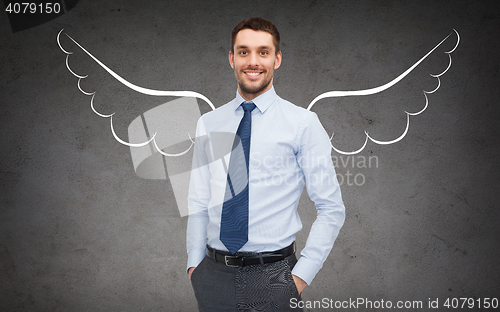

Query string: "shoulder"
[275, 95, 319, 125]
[195, 99, 238, 133]
[200, 99, 236, 121]
[274, 96, 328, 145]
[279, 95, 315, 113]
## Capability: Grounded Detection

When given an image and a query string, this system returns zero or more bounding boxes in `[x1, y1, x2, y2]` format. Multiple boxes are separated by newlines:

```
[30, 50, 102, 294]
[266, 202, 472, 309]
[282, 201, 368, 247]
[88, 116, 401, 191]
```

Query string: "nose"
[248, 52, 259, 67]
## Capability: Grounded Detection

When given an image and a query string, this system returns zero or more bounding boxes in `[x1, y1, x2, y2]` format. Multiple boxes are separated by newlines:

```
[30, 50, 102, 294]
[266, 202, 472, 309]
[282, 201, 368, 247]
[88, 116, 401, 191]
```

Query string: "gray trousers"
[190, 253, 303, 312]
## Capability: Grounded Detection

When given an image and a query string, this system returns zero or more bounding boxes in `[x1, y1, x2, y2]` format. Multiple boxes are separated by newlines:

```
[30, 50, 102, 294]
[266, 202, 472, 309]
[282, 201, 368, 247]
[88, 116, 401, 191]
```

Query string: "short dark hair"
[231, 17, 280, 54]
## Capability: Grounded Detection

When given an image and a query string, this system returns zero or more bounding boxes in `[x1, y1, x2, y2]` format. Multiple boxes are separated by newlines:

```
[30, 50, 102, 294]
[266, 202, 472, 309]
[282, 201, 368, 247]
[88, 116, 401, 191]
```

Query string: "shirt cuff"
[186, 248, 206, 274]
[291, 256, 322, 285]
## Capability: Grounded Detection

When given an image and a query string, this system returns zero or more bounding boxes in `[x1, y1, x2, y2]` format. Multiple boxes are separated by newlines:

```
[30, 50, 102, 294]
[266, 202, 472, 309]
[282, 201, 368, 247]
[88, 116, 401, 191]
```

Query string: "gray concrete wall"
[1, 0, 499, 311]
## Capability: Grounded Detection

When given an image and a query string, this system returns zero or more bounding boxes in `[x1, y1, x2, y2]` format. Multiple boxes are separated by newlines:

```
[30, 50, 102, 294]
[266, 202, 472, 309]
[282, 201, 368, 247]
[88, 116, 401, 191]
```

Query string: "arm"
[292, 275, 307, 294]
[291, 112, 346, 285]
[186, 117, 211, 273]
[188, 267, 196, 279]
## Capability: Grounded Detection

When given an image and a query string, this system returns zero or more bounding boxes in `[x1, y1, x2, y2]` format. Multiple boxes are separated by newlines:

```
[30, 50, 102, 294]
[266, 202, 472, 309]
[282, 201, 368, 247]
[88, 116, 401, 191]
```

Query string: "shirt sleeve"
[186, 117, 211, 271]
[291, 112, 346, 285]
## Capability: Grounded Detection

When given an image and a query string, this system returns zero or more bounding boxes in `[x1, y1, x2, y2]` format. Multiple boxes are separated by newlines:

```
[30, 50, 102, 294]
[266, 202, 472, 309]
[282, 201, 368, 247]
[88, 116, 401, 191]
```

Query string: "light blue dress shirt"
[186, 86, 345, 284]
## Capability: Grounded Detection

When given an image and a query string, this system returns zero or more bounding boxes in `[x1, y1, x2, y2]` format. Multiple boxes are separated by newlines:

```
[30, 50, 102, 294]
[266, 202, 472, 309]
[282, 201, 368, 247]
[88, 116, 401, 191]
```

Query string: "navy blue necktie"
[220, 101, 256, 254]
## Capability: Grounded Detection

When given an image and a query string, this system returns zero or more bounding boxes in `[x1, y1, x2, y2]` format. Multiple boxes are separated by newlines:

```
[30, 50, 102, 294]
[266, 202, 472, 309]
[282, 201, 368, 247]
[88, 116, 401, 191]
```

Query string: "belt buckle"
[224, 255, 240, 267]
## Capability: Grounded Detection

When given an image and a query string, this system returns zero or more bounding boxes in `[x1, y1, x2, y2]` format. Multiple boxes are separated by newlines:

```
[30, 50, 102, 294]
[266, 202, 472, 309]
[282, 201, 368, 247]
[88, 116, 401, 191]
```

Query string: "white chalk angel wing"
[57, 29, 215, 157]
[307, 29, 460, 155]
[58, 29, 221, 216]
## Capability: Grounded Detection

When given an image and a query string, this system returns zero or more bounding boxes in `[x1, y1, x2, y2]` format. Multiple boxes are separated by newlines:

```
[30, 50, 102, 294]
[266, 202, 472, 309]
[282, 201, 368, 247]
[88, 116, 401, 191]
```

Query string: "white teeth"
[246, 72, 260, 76]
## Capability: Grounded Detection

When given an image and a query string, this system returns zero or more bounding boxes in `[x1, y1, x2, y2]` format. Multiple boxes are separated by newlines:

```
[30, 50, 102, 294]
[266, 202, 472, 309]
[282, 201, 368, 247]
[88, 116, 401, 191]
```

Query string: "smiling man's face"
[229, 29, 282, 101]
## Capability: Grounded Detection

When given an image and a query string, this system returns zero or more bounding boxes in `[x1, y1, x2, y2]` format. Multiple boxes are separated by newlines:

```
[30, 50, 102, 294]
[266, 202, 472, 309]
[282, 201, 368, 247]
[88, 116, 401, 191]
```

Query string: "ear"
[229, 51, 235, 69]
[274, 51, 282, 69]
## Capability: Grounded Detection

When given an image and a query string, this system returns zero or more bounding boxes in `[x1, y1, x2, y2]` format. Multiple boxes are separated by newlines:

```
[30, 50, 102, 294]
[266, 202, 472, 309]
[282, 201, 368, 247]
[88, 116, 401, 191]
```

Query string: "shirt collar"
[234, 86, 277, 113]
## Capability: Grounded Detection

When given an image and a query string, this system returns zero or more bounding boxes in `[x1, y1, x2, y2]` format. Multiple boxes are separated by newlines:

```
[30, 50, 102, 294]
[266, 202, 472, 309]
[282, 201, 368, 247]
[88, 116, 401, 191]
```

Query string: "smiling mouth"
[244, 71, 263, 79]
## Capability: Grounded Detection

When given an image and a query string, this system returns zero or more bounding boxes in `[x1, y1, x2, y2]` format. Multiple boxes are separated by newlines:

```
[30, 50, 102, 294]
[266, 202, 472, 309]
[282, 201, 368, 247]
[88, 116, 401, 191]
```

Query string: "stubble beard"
[238, 76, 272, 97]
[236, 65, 274, 99]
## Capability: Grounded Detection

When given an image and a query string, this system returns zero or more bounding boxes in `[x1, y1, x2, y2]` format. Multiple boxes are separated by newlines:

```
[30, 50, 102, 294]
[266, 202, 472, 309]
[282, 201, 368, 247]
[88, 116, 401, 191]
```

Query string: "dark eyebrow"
[235, 45, 272, 51]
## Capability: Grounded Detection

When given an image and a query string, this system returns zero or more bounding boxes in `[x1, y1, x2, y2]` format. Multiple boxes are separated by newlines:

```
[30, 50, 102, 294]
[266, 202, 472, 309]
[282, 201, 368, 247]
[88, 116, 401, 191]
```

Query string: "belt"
[206, 242, 295, 267]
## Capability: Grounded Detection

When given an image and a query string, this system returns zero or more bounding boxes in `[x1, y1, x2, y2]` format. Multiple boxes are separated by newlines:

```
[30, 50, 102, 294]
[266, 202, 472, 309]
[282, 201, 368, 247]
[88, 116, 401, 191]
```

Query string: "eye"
[260, 51, 268, 56]
[239, 51, 248, 55]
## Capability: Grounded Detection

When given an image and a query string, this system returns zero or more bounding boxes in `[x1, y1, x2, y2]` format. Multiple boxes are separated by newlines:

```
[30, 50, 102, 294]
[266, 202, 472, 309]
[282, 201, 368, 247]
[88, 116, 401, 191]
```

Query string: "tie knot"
[241, 101, 256, 112]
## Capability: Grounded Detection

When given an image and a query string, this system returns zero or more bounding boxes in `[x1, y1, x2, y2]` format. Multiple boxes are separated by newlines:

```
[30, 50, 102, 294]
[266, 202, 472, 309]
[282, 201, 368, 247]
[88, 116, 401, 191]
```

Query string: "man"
[186, 17, 345, 311]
